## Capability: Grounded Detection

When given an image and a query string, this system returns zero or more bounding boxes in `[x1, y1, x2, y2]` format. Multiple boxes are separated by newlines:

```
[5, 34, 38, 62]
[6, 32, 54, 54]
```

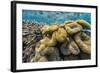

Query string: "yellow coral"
[53, 27, 68, 43]
[32, 20, 91, 62]
[64, 22, 83, 35]
[41, 24, 59, 35]
[64, 20, 74, 25]
[76, 20, 91, 29]
[74, 32, 91, 54]
[40, 37, 57, 47]
[68, 40, 80, 55]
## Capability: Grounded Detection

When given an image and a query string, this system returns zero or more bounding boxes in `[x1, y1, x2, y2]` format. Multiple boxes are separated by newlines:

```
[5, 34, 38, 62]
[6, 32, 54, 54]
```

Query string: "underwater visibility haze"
[22, 10, 91, 25]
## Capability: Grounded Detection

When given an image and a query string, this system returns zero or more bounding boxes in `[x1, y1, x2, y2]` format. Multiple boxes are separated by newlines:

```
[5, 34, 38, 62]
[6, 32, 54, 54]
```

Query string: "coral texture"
[22, 20, 91, 62]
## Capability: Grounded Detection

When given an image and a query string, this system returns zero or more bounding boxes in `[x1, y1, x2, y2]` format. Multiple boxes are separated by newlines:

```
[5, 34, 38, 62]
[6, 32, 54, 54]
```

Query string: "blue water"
[22, 10, 91, 25]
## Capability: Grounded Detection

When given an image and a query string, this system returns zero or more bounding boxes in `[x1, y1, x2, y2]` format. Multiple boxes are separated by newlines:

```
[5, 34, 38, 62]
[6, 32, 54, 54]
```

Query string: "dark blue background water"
[22, 10, 91, 25]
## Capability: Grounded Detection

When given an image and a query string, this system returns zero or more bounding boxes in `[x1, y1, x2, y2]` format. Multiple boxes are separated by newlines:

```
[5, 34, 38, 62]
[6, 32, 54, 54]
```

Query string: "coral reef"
[22, 20, 91, 62]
